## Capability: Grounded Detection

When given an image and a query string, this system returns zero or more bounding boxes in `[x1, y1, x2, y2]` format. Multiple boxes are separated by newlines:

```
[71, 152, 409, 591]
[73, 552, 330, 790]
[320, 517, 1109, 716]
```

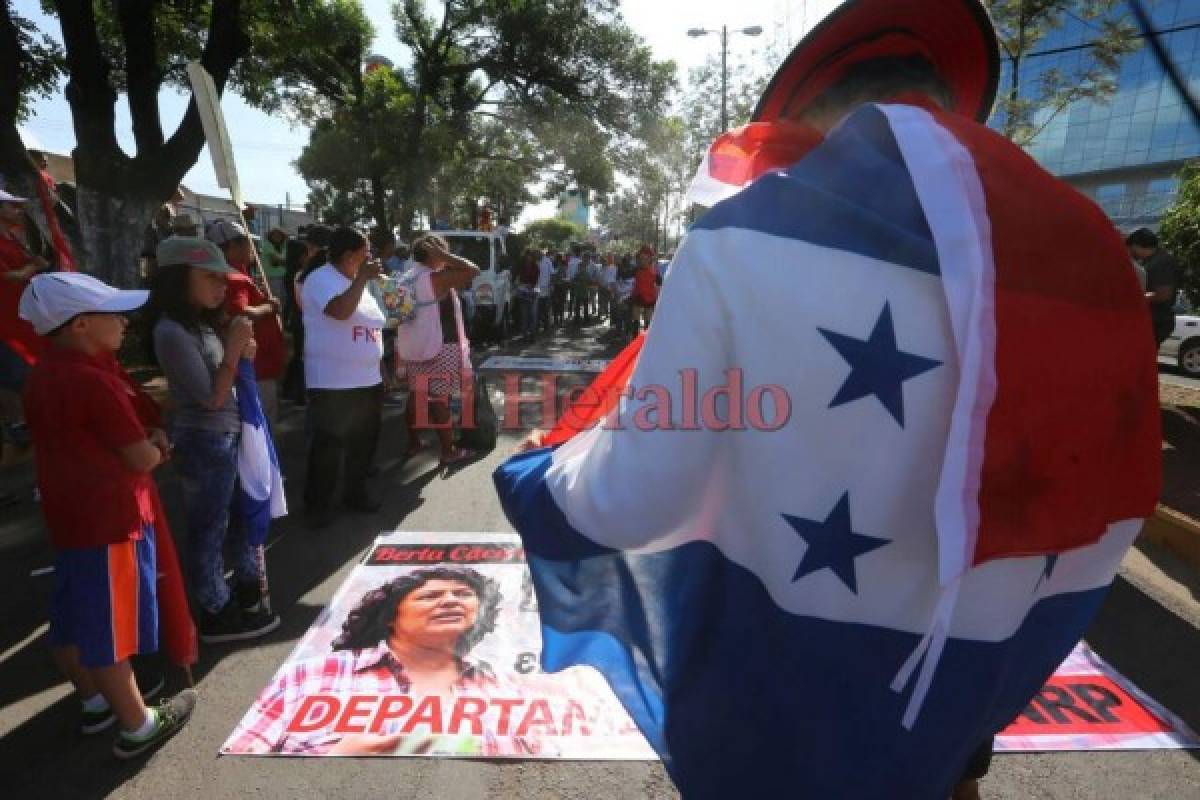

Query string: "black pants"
[283, 322, 306, 403]
[570, 286, 587, 319]
[304, 385, 382, 511]
[961, 736, 993, 781]
[552, 285, 568, 323]
[1153, 316, 1174, 350]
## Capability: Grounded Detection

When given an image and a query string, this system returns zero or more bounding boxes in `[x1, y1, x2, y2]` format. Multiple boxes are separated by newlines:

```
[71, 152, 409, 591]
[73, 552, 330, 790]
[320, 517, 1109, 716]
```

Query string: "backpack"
[381, 270, 436, 326]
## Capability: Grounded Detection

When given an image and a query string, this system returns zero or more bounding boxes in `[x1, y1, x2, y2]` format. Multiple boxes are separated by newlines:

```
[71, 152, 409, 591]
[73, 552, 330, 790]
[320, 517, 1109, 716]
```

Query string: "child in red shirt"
[19, 272, 197, 760]
[631, 244, 660, 332]
[205, 220, 285, 419]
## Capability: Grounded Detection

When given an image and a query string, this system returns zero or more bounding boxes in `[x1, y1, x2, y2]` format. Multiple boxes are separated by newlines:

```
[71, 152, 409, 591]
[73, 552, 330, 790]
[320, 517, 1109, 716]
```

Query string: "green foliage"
[984, 1, 1140, 144]
[522, 217, 587, 249]
[71, 0, 373, 119]
[10, 8, 64, 121]
[1159, 162, 1200, 305]
[603, 26, 785, 251]
[299, 0, 675, 234]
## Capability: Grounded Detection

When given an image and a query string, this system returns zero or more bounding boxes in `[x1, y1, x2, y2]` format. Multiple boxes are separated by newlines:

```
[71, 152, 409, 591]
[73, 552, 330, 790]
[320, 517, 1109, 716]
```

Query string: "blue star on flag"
[1034, 554, 1060, 592]
[783, 493, 889, 594]
[818, 303, 941, 426]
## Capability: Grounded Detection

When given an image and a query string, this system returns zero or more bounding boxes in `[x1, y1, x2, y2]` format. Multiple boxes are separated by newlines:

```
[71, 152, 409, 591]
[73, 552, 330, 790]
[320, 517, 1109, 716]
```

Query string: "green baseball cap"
[156, 236, 236, 274]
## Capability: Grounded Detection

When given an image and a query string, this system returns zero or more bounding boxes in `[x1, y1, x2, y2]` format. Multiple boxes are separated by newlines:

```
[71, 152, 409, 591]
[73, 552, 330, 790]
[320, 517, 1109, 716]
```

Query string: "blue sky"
[15, 0, 835, 223]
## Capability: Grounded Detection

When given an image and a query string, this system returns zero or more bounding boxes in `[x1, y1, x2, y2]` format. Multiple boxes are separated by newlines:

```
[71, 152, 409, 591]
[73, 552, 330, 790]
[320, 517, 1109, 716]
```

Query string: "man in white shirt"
[565, 248, 584, 321]
[601, 257, 618, 323]
[537, 251, 554, 294]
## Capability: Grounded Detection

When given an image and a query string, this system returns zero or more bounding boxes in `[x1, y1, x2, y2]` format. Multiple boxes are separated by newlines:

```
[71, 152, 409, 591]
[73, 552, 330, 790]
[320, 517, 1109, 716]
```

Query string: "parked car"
[438, 231, 512, 344]
[1160, 300, 1200, 378]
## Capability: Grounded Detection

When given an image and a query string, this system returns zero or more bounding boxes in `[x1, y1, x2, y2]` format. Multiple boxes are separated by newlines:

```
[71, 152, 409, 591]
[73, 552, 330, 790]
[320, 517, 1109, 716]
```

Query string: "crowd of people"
[512, 242, 664, 342]
[1, 190, 505, 758]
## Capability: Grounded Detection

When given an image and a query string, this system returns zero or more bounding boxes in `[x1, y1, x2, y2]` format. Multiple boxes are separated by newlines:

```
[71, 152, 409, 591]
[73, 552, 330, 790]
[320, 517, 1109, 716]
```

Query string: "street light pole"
[721, 24, 729, 132]
[689, 24, 762, 133]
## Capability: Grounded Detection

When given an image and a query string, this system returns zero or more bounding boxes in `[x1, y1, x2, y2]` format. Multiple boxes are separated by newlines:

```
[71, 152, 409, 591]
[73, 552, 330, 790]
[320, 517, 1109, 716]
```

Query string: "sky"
[14, 0, 840, 225]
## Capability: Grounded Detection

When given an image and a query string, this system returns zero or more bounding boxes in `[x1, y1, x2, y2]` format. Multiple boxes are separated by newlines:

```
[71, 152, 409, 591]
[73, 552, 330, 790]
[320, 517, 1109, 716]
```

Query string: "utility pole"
[721, 25, 729, 132]
[689, 24, 762, 133]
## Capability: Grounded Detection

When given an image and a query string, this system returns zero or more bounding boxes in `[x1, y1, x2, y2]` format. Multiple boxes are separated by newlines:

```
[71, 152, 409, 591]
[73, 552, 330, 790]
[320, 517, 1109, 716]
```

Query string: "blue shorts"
[48, 525, 159, 668]
[0, 340, 29, 392]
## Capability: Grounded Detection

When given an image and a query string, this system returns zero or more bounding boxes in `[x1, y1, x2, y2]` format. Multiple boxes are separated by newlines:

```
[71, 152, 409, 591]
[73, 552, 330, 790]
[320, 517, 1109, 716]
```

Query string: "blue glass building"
[995, 0, 1200, 229]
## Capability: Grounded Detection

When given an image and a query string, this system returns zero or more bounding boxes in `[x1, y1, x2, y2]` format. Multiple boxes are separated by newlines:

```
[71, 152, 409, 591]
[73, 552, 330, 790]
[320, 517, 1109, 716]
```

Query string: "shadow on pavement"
[0, 382, 448, 795]
[1086, 575, 1200, 760]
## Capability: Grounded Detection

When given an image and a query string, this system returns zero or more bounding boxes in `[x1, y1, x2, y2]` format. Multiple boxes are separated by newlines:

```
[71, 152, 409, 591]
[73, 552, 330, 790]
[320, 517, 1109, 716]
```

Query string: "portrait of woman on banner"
[226, 566, 545, 756]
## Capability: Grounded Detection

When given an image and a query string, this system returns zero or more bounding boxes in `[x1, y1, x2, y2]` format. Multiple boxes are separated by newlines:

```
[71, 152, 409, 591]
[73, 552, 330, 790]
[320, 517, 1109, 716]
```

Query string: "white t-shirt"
[602, 263, 618, 289]
[301, 264, 386, 389]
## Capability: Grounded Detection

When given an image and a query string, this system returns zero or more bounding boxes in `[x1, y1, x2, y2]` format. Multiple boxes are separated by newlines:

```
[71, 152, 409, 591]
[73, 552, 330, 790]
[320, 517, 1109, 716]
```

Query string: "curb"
[1139, 505, 1200, 571]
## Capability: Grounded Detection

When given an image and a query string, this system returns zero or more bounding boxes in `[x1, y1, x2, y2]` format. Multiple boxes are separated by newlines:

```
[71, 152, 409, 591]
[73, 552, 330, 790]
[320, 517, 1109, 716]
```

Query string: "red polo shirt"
[225, 263, 285, 380]
[0, 231, 45, 364]
[24, 347, 155, 550]
[632, 266, 659, 306]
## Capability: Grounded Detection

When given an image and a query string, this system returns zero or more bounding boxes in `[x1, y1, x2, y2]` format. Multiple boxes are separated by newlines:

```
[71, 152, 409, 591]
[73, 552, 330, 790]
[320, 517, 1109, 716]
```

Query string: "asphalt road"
[1, 323, 1198, 799]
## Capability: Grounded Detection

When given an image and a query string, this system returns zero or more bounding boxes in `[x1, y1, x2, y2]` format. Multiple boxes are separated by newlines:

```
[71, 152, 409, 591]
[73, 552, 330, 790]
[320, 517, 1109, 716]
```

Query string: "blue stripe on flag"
[495, 449, 1110, 800]
[695, 104, 940, 277]
[235, 360, 285, 547]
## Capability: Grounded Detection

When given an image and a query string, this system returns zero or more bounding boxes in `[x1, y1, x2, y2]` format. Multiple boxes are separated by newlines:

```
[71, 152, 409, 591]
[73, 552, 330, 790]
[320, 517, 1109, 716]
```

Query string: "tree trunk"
[75, 187, 158, 288]
[369, 173, 390, 232]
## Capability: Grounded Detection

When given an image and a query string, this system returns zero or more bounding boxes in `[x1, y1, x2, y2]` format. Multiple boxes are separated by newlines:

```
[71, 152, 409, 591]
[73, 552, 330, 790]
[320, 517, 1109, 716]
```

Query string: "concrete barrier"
[1140, 506, 1200, 572]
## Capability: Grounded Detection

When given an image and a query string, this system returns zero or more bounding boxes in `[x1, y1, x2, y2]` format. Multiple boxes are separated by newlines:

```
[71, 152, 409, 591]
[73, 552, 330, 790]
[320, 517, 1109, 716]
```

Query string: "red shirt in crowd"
[0, 230, 46, 364]
[632, 266, 659, 307]
[34, 168, 75, 271]
[24, 347, 156, 550]
[225, 263, 285, 380]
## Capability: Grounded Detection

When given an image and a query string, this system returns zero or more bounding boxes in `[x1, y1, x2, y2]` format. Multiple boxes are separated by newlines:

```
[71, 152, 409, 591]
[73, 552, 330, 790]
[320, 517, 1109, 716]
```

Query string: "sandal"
[439, 447, 472, 466]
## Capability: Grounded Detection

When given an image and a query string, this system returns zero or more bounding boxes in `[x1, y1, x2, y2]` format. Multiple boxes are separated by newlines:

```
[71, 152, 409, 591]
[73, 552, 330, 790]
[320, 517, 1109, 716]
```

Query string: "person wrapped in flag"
[494, 2, 1161, 799]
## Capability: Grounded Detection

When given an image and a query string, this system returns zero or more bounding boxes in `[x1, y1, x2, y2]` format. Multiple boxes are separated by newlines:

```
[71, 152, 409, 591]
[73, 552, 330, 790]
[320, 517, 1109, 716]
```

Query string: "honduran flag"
[235, 360, 287, 548]
[495, 103, 1160, 799]
[685, 120, 824, 208]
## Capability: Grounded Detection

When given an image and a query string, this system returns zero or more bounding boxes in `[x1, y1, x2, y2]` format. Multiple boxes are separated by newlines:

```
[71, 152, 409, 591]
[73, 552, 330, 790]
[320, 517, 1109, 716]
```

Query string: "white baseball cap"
[0, 188, 29, 204]
[19, 272, 149, 335]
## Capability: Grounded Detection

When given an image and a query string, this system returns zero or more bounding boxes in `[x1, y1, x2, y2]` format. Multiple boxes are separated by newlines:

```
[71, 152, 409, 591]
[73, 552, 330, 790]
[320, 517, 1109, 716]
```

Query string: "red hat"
[753, 0, 1000, 124]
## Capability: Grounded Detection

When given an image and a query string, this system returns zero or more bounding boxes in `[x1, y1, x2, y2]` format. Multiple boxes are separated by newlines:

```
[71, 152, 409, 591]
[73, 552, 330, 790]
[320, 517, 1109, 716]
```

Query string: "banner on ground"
[995, 641, 1200, 752]
[221, 532, 656, 758]
[223, 533, 1197, 758]
[478, 356, 609, 374]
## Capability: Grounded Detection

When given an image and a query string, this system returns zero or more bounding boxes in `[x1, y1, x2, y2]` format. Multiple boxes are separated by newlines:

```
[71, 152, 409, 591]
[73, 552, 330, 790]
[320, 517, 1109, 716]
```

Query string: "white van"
[438, 231, 512, 342]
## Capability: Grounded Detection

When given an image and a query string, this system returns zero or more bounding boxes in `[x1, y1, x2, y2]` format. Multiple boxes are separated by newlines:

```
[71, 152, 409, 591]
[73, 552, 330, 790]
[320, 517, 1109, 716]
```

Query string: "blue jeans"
[519, 292, 541, 335]
[173, 428, 258, 614]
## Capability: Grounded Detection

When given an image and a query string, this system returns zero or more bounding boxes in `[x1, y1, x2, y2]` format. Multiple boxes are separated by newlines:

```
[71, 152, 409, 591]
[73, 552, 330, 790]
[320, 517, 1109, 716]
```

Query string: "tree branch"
[0, 2, 21, 131]
[0, 2, 32, 183]
[53, 0, 123, 163]
[157, 0, 248, 194]
[116, 0, 165, 155]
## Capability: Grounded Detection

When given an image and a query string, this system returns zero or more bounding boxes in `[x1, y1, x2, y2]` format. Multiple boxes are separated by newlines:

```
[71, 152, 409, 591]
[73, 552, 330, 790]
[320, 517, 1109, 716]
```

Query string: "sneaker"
[233, 580, 266, 614]
[112, 689, 197, 760]
[198, 601, 280, 644]
[81, 704, 117, 735]
[80, 661, 166, 734]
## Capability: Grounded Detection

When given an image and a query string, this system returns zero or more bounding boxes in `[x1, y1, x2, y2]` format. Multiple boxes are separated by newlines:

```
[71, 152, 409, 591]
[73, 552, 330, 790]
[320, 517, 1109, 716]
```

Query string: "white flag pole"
[185, 61, 276, 301]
